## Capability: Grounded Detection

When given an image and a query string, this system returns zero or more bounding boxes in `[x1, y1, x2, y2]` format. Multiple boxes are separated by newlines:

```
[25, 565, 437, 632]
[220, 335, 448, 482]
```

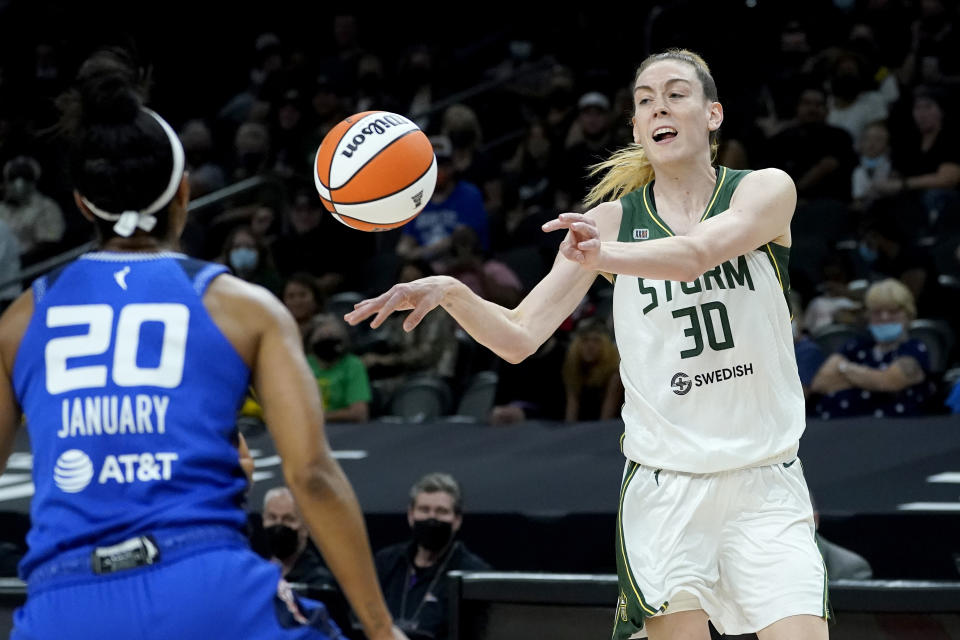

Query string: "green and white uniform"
[614, 166, 802, 472]
[610, 167, 827, 639]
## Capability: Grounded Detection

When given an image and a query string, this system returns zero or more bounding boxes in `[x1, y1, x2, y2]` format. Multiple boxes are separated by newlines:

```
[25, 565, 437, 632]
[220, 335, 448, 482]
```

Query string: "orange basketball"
[313, 110, 437, 231]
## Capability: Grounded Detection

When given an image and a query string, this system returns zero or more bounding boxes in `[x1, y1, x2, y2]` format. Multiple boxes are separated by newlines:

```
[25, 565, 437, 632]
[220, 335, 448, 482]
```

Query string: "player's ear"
[707, 101, 723, 132]
[73, 191, 95, 222]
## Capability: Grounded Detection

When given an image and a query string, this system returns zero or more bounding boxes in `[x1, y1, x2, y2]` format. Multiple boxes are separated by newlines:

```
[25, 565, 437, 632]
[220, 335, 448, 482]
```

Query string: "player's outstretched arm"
[0, 291, 34, 475]
[207, 277, 406, 640]
[346, 201, 622, 364]
[546, 169, 796, 281]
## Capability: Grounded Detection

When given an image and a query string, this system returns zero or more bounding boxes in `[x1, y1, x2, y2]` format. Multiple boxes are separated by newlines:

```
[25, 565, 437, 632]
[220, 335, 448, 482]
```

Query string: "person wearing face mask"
[374, 473, 491, 640]
[811, 278, 933, 418]
[219, 225, 283, 295]
[0, 156, 66, 264]
[306, 314, 371, 423]
[261, 487, 335, 589]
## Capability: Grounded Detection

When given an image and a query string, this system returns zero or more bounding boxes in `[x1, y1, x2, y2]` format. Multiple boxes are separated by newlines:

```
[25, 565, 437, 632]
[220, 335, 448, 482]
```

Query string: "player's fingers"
[403, 298, 436, 331]
[571, 221, 598, 237]
[541, 218, 572, 233]
[370, 289, 408, 329]
[344, 293, 388, 324]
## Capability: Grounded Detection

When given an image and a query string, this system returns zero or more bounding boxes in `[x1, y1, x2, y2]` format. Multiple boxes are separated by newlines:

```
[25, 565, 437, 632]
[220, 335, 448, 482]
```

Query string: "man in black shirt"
[262, 486, 335, 589]
[375, 473, 491, 640]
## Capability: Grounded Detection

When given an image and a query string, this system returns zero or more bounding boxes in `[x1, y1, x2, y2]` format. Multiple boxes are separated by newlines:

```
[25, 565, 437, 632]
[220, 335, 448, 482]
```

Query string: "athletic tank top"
[613, 167, 804, 473]
[13, 252, 250, 579]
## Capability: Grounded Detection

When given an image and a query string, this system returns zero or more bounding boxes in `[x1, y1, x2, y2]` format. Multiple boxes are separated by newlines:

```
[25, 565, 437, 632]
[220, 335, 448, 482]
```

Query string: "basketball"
[313, 110, 437, 231]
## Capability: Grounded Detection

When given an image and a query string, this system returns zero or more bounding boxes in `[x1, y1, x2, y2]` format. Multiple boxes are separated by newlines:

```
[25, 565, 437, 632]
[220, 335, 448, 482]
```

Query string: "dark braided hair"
[57, 49, 180, 242]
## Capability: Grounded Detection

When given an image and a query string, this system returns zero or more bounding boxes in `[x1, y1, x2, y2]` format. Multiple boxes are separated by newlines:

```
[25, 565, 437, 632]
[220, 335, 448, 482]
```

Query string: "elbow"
[501, 347, 531, 365]
[285, 457, 339, 499]
[677, 238, 710, 283]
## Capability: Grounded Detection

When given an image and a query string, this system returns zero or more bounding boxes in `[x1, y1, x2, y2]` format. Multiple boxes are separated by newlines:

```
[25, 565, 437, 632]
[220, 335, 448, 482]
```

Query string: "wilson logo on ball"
[314, 110, 437, 232]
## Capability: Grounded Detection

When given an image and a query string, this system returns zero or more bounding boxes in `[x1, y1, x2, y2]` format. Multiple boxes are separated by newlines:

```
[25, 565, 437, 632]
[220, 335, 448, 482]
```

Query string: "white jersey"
[613, 168, 805, 473]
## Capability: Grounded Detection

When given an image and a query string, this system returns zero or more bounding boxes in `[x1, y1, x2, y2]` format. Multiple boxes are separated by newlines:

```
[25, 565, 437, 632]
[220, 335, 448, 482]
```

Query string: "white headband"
[78, 108, 185, 238]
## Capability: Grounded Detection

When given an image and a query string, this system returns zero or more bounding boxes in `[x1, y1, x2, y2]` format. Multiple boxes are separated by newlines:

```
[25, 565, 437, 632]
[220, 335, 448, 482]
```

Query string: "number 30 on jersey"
[45, 303, 189, 394]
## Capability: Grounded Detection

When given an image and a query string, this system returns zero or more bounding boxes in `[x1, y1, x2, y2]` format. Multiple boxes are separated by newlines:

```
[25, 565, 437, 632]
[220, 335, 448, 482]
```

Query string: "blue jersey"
[12, 251, 250, 580]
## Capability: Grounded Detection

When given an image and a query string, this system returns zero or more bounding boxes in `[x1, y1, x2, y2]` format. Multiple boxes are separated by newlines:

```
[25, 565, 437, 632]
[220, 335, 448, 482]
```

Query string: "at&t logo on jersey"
[54, 449, 94, 493]
[53, 450, 179, 492]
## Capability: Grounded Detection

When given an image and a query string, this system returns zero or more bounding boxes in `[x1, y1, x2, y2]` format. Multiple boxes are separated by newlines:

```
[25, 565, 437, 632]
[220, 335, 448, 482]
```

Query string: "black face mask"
[265, 524, 300, 560]
[312, 338, 345, 361]
[412, 518, 453, 552]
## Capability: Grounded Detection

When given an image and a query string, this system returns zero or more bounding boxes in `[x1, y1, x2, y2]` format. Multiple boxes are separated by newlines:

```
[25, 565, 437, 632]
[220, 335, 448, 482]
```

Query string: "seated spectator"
[490, 332, 566, 425]
[282, 273, 323, 339]
[811, 494, 873, 580]
[439, 225, 522, 307]
[362, 260, 458, 396]
[250, 204, 280, 247]
[396, 136, 488, 263]
[766, 85, 857, 202]
[811, 278, 933, 418]
[375, 473, 491, 640]
[441, 104, 494, 193]
[826, 52, 889, 145]
[562, 319, 622, 422]
[217, 225, 283, 295]
[803, 260, 861, 333]
[851, 120, 893, 209]
[179, 119, 226, 198]
[0, 217, 20, 311]
[306, 314, 371, 422]
[0, 156, 65, 263]
[870, 86, 960, 235]
[791, 293, 826, 401]
[557, 91, 616, 209]
[261, 487, 335, 589]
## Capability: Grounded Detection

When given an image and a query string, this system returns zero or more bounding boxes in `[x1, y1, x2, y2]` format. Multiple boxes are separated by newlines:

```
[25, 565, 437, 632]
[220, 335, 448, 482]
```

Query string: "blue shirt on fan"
[401, 180, 489, 251]
[12, 252, 250, 580]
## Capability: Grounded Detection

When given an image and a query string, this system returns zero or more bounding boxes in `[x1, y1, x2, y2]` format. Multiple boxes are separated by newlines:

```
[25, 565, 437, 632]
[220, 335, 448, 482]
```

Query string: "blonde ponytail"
[583, 144, 654, 208]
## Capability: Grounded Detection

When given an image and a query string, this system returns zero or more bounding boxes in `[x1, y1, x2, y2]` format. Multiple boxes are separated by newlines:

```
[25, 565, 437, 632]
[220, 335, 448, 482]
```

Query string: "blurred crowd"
[1, 2, 959, 423]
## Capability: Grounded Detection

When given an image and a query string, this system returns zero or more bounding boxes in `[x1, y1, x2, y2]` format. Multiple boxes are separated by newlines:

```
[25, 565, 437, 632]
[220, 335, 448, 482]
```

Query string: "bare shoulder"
[585, 200, 624, 240]
[736, 168, 796, 196]
[0, 289, 35, 374]
[204, 273, 298, 366]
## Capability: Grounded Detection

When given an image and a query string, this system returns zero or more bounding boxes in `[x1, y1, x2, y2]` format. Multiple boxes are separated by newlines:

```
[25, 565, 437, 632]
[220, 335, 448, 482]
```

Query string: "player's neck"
[651, 159, 717, 217]
[101, 236, 174, 253]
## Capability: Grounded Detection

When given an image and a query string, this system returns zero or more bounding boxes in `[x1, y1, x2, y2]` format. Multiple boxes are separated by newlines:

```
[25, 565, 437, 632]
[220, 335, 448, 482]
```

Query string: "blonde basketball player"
[346, 49, 828, 640]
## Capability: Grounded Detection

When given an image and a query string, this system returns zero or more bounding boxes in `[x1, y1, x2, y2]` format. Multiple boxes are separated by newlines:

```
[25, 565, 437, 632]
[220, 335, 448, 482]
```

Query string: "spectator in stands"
[399, 44, 439, 132]
[0, 156, 65, 262]
[397, 136, 488, 262]
[179, 119, 226, 198]
[362, 259, 458, 396]
[232, 121, 272, 181]
[282, 273, 323, 339]
[218, 225, 283, 295]
[439, 225, 523, 307]
[791, 292, 826, 402]
[766, 85, 857, 202]
[811, 494, 873, 580]
[250, 204, 280, 247]
[261, 487, 335, 588]
[218, 33, 284, 133]
[490, 332, 566, 424]
[871, 86, 960, 235]
[826, 52, 889, 145]
[0, 217, 20, 311]
[441, 104, 493, 193]
[811, 278, 933, 418]
[562, 319, 622, 422]
[803, 260, 861, 333]
[354, 54, 397, 114]
[270, 88, 312, 179]
[375, 473, 491, 640]
[306, 313, 371, 422]
[852, 120, 893, 208]
[557, 91, 616, 209]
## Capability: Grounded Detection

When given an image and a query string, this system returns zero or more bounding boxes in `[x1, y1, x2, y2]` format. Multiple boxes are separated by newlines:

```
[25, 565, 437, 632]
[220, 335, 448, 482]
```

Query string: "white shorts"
[612, 458, 828, 638]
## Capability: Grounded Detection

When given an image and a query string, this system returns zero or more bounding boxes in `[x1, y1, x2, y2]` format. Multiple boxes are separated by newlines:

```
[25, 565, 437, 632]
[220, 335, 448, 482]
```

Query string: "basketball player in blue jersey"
[349, 49, 828, 639]
[0, 50, 407, 640]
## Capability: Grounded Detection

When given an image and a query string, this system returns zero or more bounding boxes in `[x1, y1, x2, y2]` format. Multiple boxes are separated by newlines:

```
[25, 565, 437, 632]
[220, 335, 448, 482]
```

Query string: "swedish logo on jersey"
[633, 228, 649, 240]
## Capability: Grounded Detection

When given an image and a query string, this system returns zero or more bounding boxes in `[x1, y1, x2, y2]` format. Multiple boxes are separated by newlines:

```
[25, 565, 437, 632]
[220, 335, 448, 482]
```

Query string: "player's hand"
[344, 276, 454, 331]
[542, 212, 602, 270]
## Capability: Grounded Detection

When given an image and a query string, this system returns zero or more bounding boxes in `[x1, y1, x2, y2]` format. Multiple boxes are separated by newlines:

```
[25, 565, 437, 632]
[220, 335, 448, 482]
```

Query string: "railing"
[0, 175, 287, 293]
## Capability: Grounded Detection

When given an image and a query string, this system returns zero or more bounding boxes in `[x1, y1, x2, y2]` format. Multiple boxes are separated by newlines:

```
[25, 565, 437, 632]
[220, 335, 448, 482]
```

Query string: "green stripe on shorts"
[612, 461, 663, 640]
